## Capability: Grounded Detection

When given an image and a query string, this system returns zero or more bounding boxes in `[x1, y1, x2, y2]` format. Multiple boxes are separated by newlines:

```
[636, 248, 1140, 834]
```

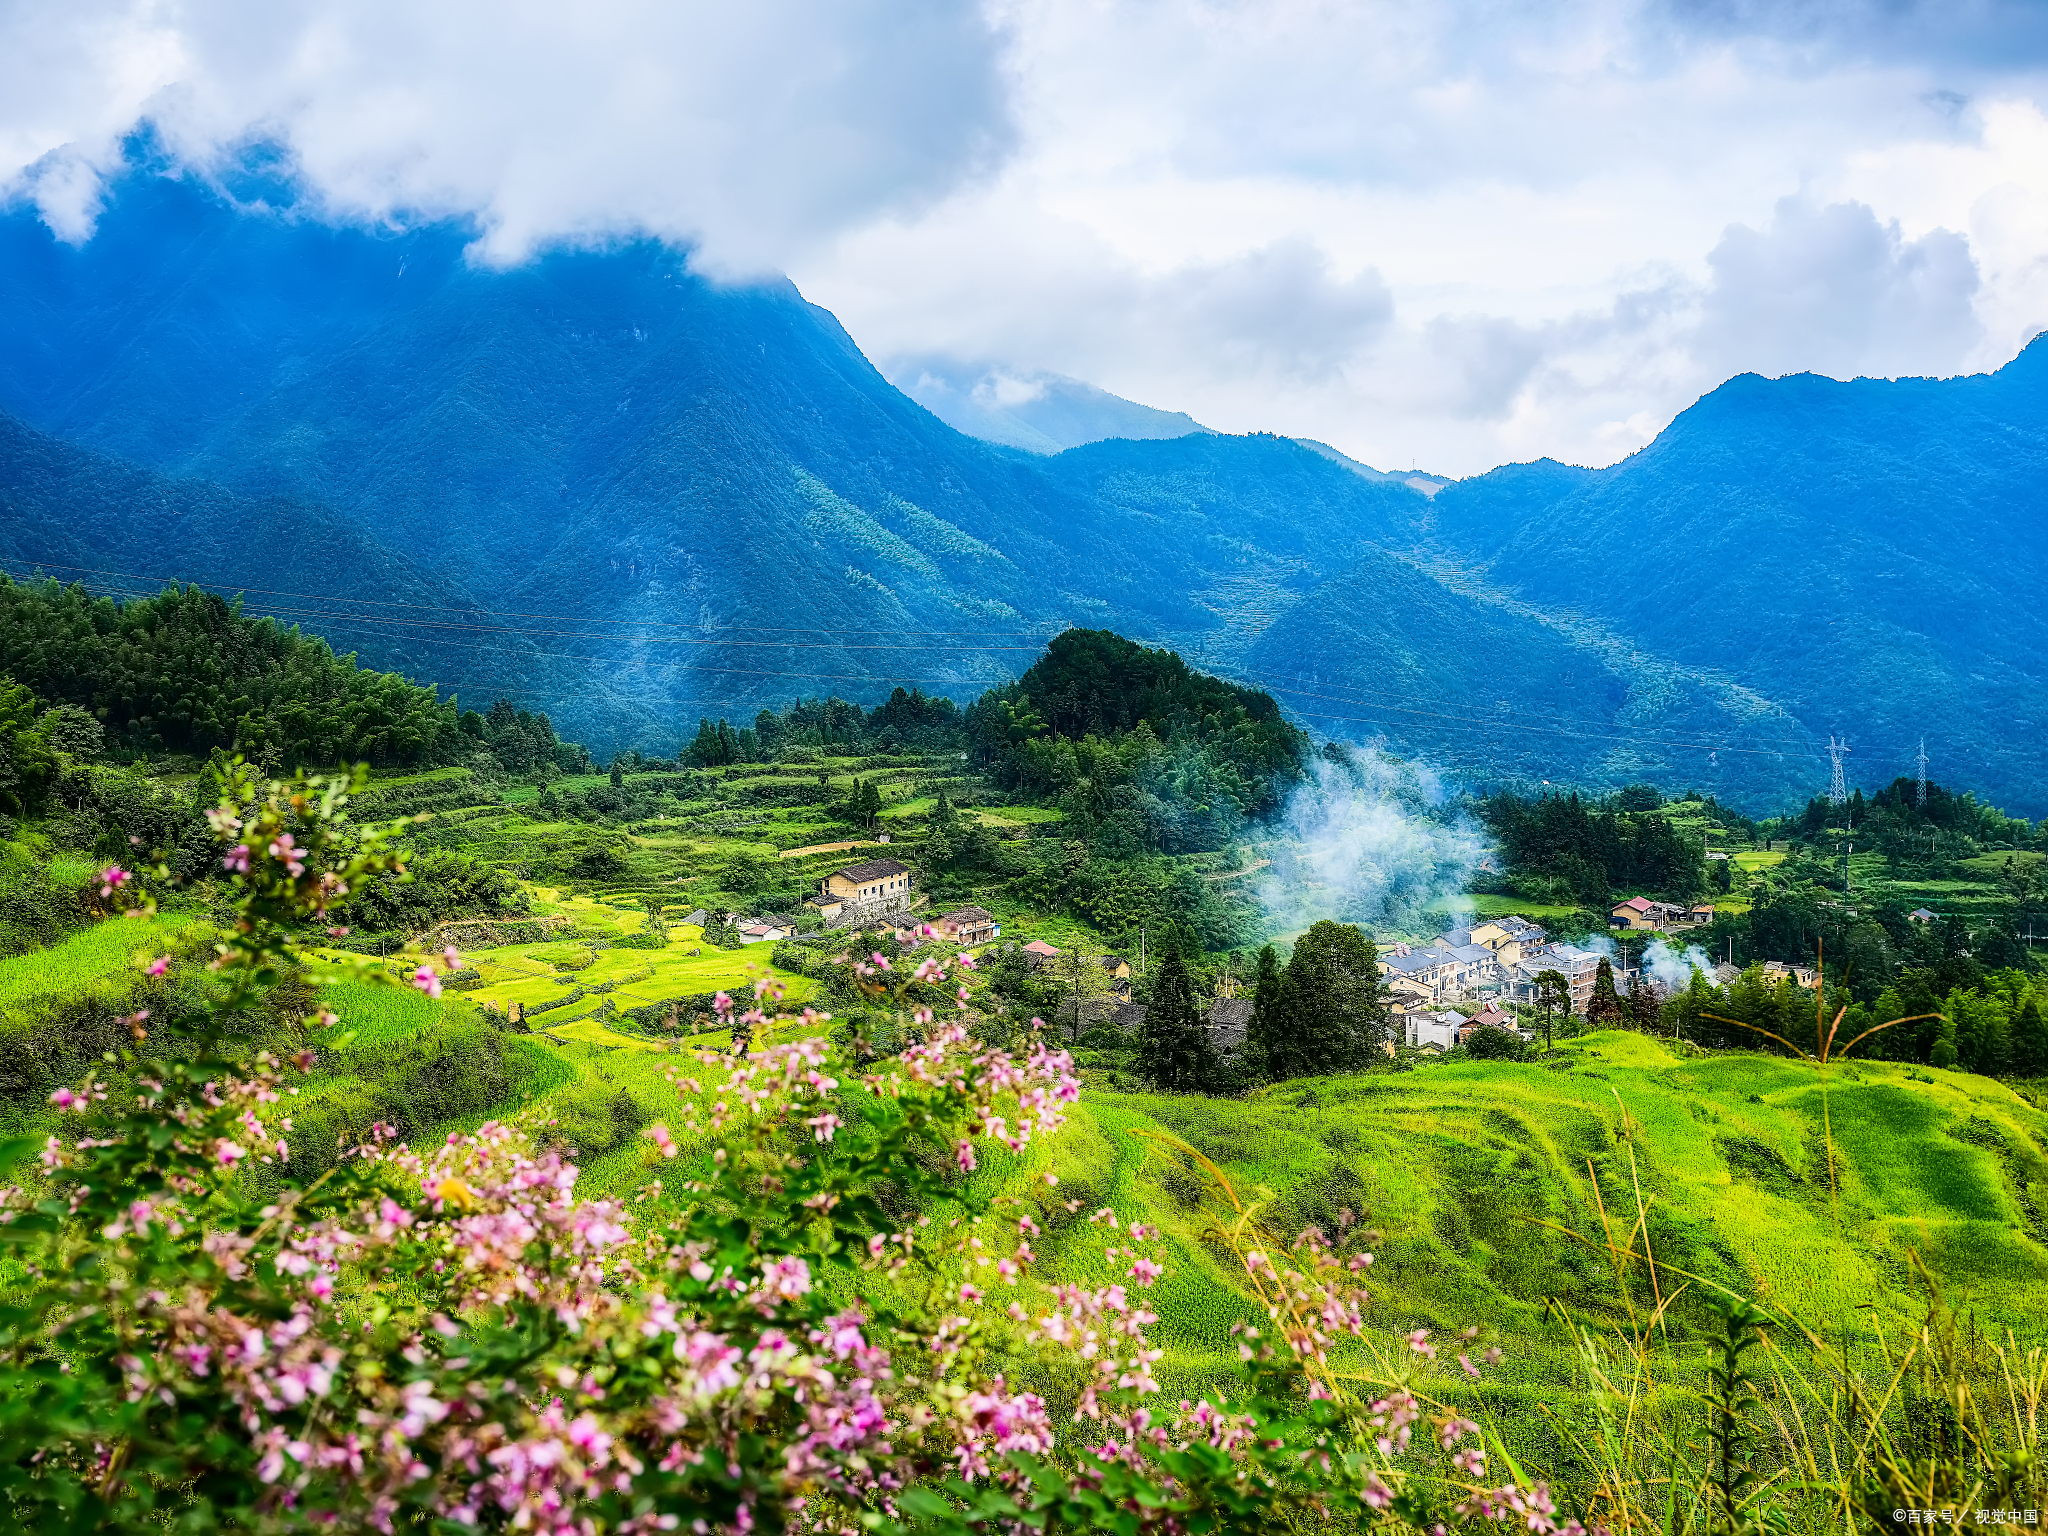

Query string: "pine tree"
[1243, 945, 1284, 1081]
[2014, 998, 2048, 1077]
[1628, 978, 1664, 1033]
[1245, 922, 1382, 1082]
[1587, 957, 1626, 1026]
[1136, 946, 1216, 1093]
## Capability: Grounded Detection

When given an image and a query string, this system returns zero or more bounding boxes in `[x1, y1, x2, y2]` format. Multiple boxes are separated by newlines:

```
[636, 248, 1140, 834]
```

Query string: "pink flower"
[410, 965, 443, 999]
[268, 834, 304, 876]
[955, 1139, 978, 1173]
[1408, 1327, 1436, 1357]
[145, 954, 170, 977]
[761, 1256, 812, 1300]
[48, 1087, 81, 1112]
[1128, 1258, 1163, 1287]
[443, 945, 462, 971]
[713, 991, 733, 1017]
[214, 1140, 246, 1167]
[98, 866, 129, 897]
[805, 1113, 842, 1143]
[222, 845, 251, 874]
[644, 1123, 678, 1158]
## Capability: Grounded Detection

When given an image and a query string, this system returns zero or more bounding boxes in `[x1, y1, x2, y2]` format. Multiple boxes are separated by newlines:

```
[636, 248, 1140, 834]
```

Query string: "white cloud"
[5, 0, 2048, 470]
[1698, 197, 1982, 380]
[0, 0, 1011, 273]
[802, 0, 2048, 473]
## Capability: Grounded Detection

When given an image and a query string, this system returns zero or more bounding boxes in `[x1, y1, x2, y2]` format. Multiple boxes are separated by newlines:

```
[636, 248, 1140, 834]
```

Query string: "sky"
[4, 0, 2048, 474]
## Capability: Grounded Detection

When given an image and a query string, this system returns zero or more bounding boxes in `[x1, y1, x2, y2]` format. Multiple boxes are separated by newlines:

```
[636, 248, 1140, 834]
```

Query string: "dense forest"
[1477, 785, 1715, 906]
[0, 578, 591, 775]
[683, 629, 1306, 858]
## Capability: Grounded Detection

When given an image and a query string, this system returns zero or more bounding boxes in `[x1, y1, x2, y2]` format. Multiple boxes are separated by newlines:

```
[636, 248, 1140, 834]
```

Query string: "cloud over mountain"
[0, 0, 1012, 271]
[6, 0, 2048, 471]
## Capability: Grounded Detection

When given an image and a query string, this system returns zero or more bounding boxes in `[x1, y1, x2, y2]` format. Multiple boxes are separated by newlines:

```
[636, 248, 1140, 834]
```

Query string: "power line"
[0, 563, 1049, 654]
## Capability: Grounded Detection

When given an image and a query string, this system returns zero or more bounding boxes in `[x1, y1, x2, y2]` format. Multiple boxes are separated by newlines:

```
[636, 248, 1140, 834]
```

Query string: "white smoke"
[1642, 939, 1713, 993]
[1254, 748, 1491, 937]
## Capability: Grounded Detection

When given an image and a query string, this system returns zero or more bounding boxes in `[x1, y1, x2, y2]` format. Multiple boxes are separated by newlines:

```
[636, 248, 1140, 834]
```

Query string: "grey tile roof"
[833, 857, 910, 882]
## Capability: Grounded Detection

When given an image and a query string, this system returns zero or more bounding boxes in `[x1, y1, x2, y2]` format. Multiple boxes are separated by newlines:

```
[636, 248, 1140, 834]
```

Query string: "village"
[692, 852, 1828, 1057]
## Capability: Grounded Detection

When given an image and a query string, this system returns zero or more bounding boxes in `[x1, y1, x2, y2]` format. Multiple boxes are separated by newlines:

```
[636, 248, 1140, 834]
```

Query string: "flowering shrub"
[0, 763, 1577, 1532]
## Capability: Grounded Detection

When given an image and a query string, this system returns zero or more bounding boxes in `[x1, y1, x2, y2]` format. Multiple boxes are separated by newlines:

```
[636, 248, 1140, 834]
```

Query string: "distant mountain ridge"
[1423, 347, 2048, 810]
[0, 164, 2040, 810]
[887, 361, 1211, 454]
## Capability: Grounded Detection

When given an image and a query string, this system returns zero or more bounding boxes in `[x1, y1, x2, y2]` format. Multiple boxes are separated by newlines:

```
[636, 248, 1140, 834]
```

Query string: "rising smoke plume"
[1255, 748, 1491, 938]
[1641, 939, 1714, 992]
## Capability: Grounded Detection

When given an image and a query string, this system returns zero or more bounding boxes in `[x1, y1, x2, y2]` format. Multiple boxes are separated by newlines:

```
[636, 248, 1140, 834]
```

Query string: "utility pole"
[1916, 738, 1929, 810]
[1827, 737, 1850, 809]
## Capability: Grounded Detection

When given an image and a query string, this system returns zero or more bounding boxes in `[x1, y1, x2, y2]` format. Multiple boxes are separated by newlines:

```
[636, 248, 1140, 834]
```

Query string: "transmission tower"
[1827, 736, 1850, 807]
[1916, 738, 1929, 809]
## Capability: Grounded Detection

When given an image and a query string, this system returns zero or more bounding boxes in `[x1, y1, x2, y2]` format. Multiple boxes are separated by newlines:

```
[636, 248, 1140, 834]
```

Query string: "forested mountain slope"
[1425, 342, 2048, 809]
[3, 161, 2037, 807]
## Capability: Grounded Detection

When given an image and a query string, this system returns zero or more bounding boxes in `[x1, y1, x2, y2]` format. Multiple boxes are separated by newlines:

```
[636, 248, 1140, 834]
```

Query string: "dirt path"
[1202, 859, 1271, 883]
[777, 839, 882, 861]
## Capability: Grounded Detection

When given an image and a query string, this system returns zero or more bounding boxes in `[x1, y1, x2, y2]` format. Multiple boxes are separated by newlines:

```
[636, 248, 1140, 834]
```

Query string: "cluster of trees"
[1129, 921, 1387, 1093]
[338, 848, 527, 935]
[0, 578, 596, 779]
[0, 579, 468, 767]
[1480, 788, 1707, 906]
[967, 631, 1305, 843]
[1789, 776, 2035, 860]
[1243, 921, 1386, 1081]
[1653, 961, 2048, 1077]
[683, 687, 964, 766]
[463, 698, 590, 778]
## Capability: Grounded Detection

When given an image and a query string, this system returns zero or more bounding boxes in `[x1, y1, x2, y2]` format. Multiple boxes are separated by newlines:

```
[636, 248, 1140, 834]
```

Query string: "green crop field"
[318, 980, 448, 1049]
[1448, 894, 1585, 921]
[844, 1029, 2048, 1413]
[0, 913, 198, 1012]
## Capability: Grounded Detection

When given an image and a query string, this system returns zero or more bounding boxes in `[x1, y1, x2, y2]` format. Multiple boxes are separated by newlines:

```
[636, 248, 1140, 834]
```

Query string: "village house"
[1405, 1009, 1465, 1052]
[1610, 896, 1715, 933]
[1459, 1002, 1518, 1045]
[1378, 943, 1461, 1003]
[1507, 943, 1609, 1013]
[1206, 997, 1254, 1052]
[935, 906, 999, 944]
[1020, 938, 1065, 972]
[809, 857, 914, 927]
[1908, 907, 1938, 924]
[1468, 916, 1545, 966]
[1760, 959, 1822, 989]
[1095, 955, 1133, 981]
[1385, 979, 1436, 1017]
[1445, 941, 1505, 990]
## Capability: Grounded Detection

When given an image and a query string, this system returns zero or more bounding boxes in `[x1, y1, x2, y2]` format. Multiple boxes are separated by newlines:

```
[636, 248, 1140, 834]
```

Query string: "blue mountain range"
[0, 163, 2040, 811]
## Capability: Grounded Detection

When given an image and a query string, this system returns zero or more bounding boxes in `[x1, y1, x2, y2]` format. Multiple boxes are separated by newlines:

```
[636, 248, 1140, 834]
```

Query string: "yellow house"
[823, 857, 912, 904]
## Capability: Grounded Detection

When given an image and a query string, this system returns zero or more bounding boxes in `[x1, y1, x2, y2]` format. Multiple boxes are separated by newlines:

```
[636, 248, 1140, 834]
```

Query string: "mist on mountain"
[0, 163, 2043, 811]
[886, 360, 1210, 454]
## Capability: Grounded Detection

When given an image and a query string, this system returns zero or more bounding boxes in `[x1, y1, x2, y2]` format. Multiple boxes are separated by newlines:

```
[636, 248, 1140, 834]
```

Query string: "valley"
[0, 157, 2044, 1532]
